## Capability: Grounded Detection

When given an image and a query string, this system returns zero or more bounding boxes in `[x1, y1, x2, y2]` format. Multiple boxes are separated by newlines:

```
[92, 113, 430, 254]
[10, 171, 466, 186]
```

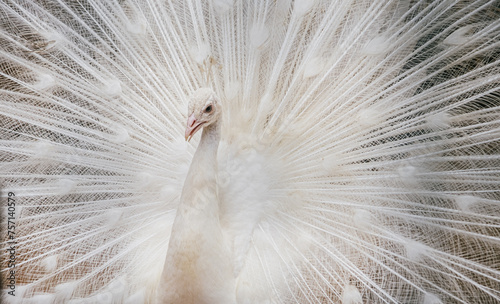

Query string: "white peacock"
[0, 0, 499, 303]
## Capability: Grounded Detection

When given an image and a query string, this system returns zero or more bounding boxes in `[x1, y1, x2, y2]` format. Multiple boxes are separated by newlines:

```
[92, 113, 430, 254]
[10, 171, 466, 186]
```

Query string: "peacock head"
[185, 88, 220, 142]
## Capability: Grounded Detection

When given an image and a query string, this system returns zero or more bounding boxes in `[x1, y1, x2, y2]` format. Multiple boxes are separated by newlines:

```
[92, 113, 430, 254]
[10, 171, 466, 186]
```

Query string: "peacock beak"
[185, 113, 204, 142]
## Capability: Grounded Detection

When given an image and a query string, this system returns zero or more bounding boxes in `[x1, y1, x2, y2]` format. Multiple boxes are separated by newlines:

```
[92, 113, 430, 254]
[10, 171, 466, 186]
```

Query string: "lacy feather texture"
[1, 0, 499, 303]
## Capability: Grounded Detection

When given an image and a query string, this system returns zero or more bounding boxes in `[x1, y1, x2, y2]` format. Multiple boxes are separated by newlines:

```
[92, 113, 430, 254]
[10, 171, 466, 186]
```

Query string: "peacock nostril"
[187, 114, 197, 127]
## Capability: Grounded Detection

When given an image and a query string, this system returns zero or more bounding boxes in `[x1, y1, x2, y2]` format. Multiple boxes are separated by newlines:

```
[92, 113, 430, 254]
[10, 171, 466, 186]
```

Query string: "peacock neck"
[181, 119, 221, 210]
[157, 117, 236, 304]
[193, 120, 221, 171]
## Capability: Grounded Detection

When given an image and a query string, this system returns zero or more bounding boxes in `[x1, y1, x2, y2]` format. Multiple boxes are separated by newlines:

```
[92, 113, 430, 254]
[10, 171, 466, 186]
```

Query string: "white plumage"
[1, 0, 499, 303]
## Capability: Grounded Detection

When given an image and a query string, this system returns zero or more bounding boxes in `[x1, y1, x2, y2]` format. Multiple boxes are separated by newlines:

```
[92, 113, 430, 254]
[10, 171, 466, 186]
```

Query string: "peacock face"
[185, 88, 220, 141]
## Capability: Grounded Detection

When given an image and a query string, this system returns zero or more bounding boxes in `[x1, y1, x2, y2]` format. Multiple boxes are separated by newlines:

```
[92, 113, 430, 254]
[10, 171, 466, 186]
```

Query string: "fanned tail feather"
[1, 0, 499, 303]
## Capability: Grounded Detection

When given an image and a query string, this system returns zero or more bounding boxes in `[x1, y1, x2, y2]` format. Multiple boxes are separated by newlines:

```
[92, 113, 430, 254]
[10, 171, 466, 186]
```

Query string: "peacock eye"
[205, 105, 212, 113]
